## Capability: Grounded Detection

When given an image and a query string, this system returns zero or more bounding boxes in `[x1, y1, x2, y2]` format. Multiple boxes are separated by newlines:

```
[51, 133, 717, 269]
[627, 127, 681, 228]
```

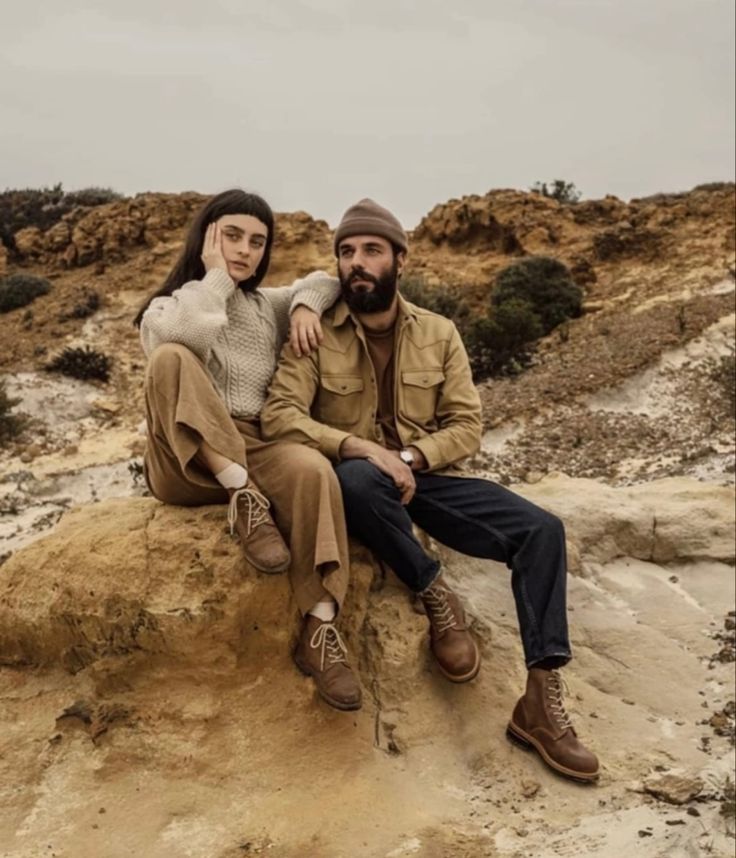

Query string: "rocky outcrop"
[1, 476, 731, 673]
[6, 192, 336, 275]
[0, 498, 378, 672]
[519, 474, 735, 570]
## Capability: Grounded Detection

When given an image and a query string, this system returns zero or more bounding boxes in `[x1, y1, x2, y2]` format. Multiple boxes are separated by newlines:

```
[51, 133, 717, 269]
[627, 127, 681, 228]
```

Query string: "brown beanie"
[333, 198, 408, 255]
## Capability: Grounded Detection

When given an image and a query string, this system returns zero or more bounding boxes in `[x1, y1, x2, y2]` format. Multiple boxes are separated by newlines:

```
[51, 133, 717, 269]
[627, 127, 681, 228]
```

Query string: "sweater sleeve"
[139, 268, 235, 360]
[261, 271, 341, 346]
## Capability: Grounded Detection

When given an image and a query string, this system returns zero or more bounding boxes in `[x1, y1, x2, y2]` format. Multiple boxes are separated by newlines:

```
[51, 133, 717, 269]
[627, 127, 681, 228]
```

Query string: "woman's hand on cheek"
[289, 306, 324, 357]
[201, 223, 230, 277]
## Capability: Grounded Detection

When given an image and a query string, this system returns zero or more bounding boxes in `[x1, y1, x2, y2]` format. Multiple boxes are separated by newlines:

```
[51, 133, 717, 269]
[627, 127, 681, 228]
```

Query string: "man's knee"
[529, 505, 566, 543]
[335, 459, 389, 503]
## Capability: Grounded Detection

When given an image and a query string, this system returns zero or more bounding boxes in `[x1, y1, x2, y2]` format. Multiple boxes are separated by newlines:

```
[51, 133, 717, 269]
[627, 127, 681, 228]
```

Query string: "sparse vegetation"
[0, 273, 51, 313]
[400, 275, 469, 325]
[712, 353, 736, 416]
[401, 260, 582, 381]
[59, 289, 101, 321]
[531, 179, 581, 204]
[466, 256, 583, 380]
[492, 256, 583, 333]
[0, 379, 27, 444]
[45, 346, 111, 382]
[0, 184, 122, 255]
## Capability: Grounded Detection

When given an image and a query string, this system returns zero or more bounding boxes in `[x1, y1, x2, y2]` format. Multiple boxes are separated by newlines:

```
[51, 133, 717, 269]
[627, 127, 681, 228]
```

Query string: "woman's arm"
[263, 271, 340, 354]
[139, 268, 235, 360]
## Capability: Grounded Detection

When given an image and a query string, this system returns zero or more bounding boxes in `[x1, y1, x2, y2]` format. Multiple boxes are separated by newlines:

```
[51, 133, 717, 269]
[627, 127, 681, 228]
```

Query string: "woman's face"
[215, 214, 269, 284]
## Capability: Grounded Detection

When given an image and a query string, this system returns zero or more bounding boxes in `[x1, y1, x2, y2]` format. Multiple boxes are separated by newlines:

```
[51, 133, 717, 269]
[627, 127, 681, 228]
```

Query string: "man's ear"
[396, 250, 406, 276]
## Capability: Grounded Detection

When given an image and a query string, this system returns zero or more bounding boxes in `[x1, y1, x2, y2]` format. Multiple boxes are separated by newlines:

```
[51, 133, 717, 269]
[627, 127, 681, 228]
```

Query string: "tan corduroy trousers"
[143, 342, 350, 614]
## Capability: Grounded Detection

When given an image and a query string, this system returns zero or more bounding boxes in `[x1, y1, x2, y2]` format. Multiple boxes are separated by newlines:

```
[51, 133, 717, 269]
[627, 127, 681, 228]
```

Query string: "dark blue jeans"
[334, 460, 572, 668]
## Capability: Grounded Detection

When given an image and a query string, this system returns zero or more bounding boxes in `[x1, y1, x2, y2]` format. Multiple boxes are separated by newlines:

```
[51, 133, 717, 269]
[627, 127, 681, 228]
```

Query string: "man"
[261, 199, 599, 782]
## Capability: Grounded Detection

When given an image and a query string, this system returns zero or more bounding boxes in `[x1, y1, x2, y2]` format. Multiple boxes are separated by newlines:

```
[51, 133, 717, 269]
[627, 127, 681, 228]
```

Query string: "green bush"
[45, 346, 111, 382]
[460, 256, 582, 381]
[492, 256, 583, 334]
[400, 275, 469, 324]
[531, 179, 581, 204]
[0, 379, 27, 444]
[0, 273, 51, 313]
[0, 184, 122, 254]
[466, 299, 543, 379]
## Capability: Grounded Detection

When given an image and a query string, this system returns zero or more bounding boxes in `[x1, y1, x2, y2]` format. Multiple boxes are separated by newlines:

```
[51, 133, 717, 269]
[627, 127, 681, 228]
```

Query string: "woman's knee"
[146, 342, 200, 381]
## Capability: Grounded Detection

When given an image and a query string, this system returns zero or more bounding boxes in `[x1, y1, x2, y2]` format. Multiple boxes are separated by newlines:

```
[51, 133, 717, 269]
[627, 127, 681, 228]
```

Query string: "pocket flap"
[320, 375, 364, 395]
[401, 370, 445, 389]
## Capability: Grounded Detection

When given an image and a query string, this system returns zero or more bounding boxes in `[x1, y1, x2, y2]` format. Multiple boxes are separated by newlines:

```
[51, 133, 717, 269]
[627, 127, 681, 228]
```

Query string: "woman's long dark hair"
[133, 189, 274, 327]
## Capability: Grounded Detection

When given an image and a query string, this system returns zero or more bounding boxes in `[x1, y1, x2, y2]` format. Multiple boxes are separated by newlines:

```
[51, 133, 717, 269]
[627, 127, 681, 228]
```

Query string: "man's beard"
[339, 258, 399, 314]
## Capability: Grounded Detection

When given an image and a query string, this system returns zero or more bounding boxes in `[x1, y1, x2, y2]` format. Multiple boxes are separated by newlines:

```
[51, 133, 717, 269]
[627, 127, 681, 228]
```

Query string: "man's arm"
[260, 343, 352, 461]
[409, 325, 483, 472]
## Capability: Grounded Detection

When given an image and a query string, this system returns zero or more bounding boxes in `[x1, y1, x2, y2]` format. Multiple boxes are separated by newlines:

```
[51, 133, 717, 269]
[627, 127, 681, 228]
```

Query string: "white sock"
[308, 598, 337, 622]
[215, 462, 248, 490]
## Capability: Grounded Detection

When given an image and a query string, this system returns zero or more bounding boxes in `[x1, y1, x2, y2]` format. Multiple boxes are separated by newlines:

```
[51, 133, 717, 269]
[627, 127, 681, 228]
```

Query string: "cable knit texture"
[140, 269, 339, 418]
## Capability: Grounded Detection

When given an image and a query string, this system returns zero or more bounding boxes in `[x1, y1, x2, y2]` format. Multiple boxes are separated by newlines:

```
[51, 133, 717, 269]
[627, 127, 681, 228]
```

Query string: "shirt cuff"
[322, 427, 353, 462]
[411, 436, 442, 472]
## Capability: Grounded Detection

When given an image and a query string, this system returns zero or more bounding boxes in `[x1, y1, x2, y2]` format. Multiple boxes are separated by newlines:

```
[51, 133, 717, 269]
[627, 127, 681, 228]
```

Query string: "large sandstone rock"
[518, 474, 735, 568]
[0, 498, 381, 672]
[2, 476, 730, 675]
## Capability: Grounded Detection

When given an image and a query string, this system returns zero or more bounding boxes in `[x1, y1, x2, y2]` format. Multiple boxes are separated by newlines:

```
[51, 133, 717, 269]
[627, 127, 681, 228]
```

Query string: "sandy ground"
[0, 537, 733, 858]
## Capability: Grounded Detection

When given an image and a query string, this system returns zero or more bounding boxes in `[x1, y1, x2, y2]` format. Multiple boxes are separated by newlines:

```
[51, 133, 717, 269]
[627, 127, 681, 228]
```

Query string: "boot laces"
[227, 485, 271, 537]
[309, 622, 348, 672]
[422, 583, 457, 633]
[546, 671, 574, 730]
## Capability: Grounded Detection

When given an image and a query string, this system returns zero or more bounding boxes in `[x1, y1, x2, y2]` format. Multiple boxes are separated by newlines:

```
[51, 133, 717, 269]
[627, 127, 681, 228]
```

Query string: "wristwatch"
[399, 448, 415, 467]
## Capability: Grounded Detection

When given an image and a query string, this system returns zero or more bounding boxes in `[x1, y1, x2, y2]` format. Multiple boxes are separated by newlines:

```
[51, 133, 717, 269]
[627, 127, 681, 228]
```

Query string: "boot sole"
[242, 552, 291, 575]
[434, 641, 481, 684]
[293, 654, 362, 712]
[506, 721, 599, 783]
[245, 554, 291, 575]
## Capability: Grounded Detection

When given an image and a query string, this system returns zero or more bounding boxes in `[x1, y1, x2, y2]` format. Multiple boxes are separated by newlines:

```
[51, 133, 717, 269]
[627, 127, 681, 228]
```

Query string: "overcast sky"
[1, 0, 733, 227]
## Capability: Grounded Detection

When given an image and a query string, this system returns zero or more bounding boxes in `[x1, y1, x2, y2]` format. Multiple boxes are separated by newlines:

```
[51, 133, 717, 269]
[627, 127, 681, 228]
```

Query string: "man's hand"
[341, 437, 416, 504]
[289, 306, 324, 357]
[201, 223, 230, 276]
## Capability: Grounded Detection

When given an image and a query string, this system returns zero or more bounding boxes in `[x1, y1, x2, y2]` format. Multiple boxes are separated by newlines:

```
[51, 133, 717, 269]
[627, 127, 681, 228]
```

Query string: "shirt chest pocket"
[400, 369, 445, 422]
[317, 375, 364, 427]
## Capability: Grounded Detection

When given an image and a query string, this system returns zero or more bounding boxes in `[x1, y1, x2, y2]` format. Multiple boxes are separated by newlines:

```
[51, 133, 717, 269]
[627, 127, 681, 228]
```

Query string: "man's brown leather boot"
[293, 616, 362, 711]
[227, 483, 290, 574]
[507, 667, 599, 782]
[420, 575, 481, 683]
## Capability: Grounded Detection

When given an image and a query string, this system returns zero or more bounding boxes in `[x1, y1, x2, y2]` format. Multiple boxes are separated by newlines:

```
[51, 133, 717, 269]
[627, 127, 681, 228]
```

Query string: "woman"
[135, 189, 361, 710]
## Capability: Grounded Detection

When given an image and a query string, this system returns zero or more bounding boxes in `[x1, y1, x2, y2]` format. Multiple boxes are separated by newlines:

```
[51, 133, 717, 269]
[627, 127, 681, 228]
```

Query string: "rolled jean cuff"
[414, 559, 442, 594]
[526, 650, 572, 670]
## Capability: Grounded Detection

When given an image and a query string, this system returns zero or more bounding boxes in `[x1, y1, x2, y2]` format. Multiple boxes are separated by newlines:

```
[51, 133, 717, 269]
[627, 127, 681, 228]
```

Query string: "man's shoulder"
[400, 299, 459, 339]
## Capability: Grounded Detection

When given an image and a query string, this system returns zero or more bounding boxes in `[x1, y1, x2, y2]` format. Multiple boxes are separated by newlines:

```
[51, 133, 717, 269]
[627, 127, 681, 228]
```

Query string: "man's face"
[337, 235, 404, 314]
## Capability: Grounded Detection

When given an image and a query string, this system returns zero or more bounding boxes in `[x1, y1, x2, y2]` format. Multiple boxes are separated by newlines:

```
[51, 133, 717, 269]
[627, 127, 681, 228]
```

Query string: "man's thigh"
[407, 474, 557, 563]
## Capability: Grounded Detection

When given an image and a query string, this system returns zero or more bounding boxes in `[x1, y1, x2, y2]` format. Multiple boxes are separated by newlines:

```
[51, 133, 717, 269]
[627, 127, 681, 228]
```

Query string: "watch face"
[400, 449, 414, 465]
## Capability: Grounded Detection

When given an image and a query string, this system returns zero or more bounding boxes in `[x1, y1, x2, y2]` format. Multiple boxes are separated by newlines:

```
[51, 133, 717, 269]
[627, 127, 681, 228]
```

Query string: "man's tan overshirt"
[260, 295, 482, 472]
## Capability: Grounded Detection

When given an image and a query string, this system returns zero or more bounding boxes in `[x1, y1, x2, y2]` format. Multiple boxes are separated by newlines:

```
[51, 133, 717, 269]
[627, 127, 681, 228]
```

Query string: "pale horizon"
[1, 0, 734, 229]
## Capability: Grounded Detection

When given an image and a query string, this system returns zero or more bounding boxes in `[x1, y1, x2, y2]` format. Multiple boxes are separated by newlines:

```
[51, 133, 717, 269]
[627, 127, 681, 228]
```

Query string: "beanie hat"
[333, 198, 408, 255]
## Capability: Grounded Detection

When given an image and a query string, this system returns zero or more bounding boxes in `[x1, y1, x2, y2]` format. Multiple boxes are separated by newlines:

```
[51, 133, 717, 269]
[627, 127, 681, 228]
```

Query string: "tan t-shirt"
[364, 324, 402, 450]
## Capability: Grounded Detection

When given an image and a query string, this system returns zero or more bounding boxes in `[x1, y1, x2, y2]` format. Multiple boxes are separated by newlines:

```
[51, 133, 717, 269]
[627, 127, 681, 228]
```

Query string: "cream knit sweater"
[140, 268, 339, 418]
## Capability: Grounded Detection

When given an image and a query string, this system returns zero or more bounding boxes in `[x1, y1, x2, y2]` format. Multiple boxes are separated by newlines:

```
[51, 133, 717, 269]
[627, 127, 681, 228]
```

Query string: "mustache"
[346, 268, 380, 288]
